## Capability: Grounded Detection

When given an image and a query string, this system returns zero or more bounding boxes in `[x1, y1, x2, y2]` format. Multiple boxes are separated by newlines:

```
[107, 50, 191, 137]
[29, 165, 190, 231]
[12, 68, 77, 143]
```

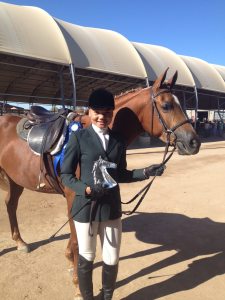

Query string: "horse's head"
[142, 68, 201, 155]
[97, 156, 117, 170]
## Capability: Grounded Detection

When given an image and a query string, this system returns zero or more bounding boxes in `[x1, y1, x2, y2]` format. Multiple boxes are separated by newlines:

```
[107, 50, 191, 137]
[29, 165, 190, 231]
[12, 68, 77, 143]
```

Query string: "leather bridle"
[151, 89, 191, 165]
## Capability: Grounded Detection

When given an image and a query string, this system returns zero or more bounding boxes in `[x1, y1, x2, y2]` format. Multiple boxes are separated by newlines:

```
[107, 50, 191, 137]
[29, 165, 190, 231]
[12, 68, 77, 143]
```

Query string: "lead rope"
[121, 137, 176, 215]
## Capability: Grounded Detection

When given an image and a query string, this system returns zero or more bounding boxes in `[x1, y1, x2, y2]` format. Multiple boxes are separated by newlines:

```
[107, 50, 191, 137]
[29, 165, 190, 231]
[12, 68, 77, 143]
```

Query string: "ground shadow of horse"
[117, 212, 225, 299]
[0, 233, 70, 256]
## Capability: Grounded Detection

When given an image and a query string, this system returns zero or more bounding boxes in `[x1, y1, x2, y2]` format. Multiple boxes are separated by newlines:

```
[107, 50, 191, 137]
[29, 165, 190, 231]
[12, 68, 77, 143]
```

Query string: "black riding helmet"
[88, 88, 115, 109]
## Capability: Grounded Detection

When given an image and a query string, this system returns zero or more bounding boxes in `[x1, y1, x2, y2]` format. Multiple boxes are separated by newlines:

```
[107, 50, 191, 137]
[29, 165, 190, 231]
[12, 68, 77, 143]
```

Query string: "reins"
[121, 89, 190, 215]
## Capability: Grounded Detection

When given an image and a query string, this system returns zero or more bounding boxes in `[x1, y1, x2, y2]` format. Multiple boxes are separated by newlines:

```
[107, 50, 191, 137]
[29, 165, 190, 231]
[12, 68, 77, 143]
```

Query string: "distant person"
[218, 121, 224, 137]
[196, 118, 201, 134]
[203, 119, 210, 138]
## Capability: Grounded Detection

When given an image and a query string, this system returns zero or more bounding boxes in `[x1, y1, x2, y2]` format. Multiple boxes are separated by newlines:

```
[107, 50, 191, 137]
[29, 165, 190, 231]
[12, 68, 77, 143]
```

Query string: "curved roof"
[0, 2, 71, 64]
[132, 42, 195, 86]
[1, 1, 225, 107]
[213, 64, 225, 82]
[55, 19, 147, 79]
[180, 56, 225, 93]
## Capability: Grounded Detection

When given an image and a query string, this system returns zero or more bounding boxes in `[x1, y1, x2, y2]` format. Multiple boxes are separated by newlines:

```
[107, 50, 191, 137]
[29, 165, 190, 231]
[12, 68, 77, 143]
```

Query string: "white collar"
[92, 124, 108, 135]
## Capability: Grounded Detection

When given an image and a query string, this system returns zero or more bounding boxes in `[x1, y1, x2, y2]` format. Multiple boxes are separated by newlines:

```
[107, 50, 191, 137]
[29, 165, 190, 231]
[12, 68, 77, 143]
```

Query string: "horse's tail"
[0, 168, 9, 191]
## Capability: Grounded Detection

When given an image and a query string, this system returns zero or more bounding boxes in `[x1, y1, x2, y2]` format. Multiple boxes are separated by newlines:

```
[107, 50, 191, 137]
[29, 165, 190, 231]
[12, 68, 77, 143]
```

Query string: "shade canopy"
[180, 56, 225, 93]
[55, 19, 147, 79]
[213, 64, 225, 82]
[0, 2, 71, 64]
[0, 1, 225, 109]
[133, 43, 195, 87]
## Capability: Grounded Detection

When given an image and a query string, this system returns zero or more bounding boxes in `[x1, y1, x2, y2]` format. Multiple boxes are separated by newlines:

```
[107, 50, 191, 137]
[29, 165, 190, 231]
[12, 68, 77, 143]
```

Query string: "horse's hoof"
[17, 244, 30, 253]
[68, 267, 74, 276]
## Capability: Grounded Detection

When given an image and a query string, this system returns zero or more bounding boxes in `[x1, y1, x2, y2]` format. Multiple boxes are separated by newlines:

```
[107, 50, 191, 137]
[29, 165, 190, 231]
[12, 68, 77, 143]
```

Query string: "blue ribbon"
[53, 121, 82, 176]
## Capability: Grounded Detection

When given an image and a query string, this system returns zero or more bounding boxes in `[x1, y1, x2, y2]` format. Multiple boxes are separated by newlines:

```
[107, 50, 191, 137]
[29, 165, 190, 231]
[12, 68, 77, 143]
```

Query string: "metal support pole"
[59, 68, 65, 109]
[3, 100, 6, 114]
[183, 90, 187, 110]
[182, 90, 191, 125]
[194, 86, 199, 129]
[217, 97, 224, 123]
[145, 76, 152, 146]
[70, 63, 77, 109]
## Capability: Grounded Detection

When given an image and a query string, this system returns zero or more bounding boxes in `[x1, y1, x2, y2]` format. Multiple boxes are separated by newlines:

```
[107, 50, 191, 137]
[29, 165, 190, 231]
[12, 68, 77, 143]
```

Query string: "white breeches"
[74, 218, 122, 265]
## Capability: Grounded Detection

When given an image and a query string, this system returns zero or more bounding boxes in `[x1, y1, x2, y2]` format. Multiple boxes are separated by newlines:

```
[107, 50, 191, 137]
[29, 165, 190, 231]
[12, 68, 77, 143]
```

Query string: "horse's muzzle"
[176, 133, 201, 155]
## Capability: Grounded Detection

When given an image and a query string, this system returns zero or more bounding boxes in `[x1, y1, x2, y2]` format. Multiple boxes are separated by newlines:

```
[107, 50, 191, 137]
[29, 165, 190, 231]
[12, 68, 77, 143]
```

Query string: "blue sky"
[2, 0, 225, 66]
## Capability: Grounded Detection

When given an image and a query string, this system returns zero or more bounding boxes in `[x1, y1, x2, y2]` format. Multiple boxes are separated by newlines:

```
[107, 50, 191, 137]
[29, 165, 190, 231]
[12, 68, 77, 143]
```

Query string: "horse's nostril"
[190, 138, 201, 150]
[190, 139, 197, 147]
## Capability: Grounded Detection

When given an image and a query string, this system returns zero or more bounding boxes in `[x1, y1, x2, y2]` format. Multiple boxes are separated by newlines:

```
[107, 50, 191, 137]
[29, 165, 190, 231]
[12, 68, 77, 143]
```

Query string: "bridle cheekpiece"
[151, 89, 191, 164]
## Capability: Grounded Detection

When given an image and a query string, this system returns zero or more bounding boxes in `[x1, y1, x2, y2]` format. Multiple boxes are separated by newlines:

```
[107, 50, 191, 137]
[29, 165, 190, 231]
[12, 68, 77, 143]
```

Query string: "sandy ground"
[1, 141, 225, 300]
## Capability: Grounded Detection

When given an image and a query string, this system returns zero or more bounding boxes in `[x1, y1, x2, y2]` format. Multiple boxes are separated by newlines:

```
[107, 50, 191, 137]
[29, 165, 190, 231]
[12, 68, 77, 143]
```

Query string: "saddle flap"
[16, 118, 30, 141]
[28, 116, 67, 155]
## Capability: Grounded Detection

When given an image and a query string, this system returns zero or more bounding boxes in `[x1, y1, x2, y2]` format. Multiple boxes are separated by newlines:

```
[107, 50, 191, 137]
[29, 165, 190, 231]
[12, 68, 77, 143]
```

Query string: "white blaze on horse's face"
[89, 108, 113, 129]
[158, 93, 183, 120]
[173, 95, 181, 106]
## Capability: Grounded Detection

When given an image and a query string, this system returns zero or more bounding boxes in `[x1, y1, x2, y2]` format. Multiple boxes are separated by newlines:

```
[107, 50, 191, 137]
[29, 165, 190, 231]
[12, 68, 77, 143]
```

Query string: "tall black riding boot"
[78, 255, 94, 300]
[101, 263, 118, 300]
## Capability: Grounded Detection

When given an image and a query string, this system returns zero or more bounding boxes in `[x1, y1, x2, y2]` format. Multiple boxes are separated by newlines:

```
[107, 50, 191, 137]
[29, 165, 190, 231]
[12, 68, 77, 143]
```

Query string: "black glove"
[143, 163, 166, 178]
[90, 183, 107, 199]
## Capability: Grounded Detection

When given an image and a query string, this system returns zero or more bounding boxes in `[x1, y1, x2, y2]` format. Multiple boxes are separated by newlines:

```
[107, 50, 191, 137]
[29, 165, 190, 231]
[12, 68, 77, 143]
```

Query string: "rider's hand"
[143, 164, 166, 178]
[90, 184, 106, 199]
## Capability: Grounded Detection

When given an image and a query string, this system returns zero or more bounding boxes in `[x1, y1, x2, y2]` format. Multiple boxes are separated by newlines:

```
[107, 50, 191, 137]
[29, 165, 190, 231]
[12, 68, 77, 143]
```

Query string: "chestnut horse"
[0, 69, 200, 299]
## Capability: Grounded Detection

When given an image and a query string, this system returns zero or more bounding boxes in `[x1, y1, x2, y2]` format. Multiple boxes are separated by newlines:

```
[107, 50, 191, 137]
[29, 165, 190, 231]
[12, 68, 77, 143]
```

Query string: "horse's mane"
[115, 87, 143, 99]
[114, 87, 145, 109]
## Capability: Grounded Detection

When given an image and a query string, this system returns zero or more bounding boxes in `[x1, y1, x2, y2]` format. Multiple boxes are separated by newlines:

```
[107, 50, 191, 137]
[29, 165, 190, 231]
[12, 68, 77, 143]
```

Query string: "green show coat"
[60, 125, 146, 222]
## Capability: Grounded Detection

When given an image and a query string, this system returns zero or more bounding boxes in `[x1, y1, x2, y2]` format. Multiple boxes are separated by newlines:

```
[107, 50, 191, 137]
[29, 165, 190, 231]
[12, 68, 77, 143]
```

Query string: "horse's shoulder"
[1, 114, 22, 122]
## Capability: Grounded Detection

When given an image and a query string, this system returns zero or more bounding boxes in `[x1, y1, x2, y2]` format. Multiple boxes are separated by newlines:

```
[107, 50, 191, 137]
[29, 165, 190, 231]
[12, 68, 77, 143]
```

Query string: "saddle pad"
[16, 118, 30, 141]
[28, 116, 66, 155]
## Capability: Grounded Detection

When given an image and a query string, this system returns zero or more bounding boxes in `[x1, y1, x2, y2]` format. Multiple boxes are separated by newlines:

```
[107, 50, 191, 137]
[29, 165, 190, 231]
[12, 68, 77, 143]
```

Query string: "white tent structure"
[0, 1, 225, 112]
[0, 2, 147, 107]
[180, 56, 225, 110]
[132, 43, 195, 87]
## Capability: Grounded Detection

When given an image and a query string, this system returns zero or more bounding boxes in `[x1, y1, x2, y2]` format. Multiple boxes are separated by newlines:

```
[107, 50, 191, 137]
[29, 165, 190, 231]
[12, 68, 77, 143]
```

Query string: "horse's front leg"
[69, 218, 82, 299]
[65, 237, 75, 271]
[5, 176, 29, 252]
[65, 188, 82, 300]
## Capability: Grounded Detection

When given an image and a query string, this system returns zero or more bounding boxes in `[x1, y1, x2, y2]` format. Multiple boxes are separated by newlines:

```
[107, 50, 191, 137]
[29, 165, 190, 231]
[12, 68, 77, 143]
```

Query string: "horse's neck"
[74, 88, 151, 146]
[112, 88, 150, 145]
[114, 88, 143, 111]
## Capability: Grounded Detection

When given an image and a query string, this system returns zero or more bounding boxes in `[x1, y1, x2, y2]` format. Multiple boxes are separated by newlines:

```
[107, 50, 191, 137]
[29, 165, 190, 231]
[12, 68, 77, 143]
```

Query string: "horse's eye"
[162, 102, 173, 112]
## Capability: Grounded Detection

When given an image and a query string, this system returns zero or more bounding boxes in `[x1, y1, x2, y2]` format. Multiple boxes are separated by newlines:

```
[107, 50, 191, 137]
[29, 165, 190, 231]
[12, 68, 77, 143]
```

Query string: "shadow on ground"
[117, 212, 225, 299]
[0, 233, 70, 256]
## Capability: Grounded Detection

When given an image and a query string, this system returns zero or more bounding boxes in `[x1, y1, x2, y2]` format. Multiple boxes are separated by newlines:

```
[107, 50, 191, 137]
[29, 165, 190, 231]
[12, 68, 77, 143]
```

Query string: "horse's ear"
[167, 71, 178, 90]
[153, 68, 169, 90]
